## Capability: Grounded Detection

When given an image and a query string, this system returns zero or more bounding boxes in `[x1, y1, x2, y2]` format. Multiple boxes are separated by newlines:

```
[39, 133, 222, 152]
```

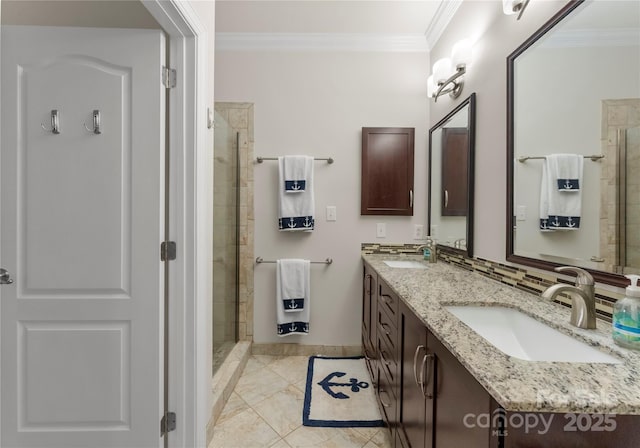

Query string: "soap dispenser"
[613, 275, 640, 350]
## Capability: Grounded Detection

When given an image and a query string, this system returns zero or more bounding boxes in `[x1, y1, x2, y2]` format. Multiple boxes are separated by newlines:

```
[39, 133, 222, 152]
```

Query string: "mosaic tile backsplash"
[361, 243, 621, 322]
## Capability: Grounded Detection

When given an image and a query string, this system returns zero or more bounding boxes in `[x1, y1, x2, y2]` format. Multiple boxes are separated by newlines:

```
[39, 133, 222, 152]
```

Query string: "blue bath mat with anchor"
[302, 355, 384, 427]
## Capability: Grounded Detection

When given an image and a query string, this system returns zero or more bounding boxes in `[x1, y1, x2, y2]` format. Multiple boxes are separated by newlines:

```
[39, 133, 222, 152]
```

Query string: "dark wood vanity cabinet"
[363, 263, 498, 448]
[399, 302, 431, 448]
[365, 264, 640, 448]
[377, 277, 401, 435]
[362, 262, 378, 386]
[399, 301, 498, 448]
[361, 127, 414, 216]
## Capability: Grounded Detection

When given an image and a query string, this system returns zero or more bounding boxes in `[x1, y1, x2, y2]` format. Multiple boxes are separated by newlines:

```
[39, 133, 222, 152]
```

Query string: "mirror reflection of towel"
[548, 153, 583, 191]
[539, 154, 583, 231]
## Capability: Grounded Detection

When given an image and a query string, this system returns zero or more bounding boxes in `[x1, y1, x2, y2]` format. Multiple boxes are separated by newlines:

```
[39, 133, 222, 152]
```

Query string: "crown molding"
[541, 28, 640, 48]
[215, 32, 428, 52]
[424, 0, 463, 51]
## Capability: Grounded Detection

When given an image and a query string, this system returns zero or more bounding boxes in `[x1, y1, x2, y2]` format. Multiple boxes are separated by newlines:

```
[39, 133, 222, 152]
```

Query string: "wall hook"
[41, 109, 61, 134]
[83, 110, 101, 135]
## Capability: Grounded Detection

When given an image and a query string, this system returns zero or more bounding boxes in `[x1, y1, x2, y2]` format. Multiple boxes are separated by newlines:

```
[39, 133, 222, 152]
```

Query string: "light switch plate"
[376, 223, 386, 238]
[326, 206, 337, 221]
[516, 205, 527, 221]
[414, 224, 424, 240]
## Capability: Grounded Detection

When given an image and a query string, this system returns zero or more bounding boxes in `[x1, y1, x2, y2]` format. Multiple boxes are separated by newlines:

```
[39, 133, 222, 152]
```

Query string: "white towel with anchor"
[539, 154, 582, 231]
[276, 259, 310, 336]
[278, 156, 315, 232]
[283, 155, 311, 193]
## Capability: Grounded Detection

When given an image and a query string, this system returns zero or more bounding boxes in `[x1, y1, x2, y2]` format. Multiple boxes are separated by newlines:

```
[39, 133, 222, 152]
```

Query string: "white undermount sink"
[445, 306, 621, 364]
[383, 260, 428, 269]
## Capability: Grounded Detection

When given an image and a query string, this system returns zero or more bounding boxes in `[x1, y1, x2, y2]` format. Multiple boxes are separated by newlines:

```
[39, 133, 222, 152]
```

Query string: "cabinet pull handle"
[379, 388, 392, 408]
[380, 322, 391, 336]
[380, 294, 392, 305]
[380, 349, 389, 364]
[413, 344, 425, 388]
[421, 353, 435, 398]
[409, 189, 413, 208]
[364, 274, 372, 294]
[444, 190, 449, 208]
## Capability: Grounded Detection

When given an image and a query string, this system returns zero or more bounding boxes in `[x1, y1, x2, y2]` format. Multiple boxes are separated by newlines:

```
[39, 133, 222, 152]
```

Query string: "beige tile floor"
[209, 355, 393, 448]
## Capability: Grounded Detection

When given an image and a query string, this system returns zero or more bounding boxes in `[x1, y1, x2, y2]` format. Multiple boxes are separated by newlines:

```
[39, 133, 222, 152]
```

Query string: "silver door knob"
[0, 268, 14, 285]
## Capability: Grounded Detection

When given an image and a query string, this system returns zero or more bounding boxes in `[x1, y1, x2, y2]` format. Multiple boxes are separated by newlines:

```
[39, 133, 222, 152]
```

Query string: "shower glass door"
[623, 126, 640, 271]
[213, 111, 239, 375]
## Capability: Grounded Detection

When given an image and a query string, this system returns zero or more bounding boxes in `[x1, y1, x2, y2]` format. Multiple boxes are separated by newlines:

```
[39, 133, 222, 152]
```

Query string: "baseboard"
[251, 343, 362, 357]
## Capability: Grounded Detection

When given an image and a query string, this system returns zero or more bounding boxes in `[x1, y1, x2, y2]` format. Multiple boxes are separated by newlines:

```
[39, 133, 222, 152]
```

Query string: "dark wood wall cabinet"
[362, 261, 640, 448]
[361, 127, 414, 216]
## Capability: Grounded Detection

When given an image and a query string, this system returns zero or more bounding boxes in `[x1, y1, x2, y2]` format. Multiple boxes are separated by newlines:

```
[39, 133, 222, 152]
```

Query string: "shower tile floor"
[209, 355, 392, 448]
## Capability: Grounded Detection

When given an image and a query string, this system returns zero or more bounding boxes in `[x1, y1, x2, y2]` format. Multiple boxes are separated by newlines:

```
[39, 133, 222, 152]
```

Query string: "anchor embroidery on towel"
[288, 218, 297, 229]
[317, 371, 369, 400]
[540, 219, 549, 230]
[551, 217, 560, 227]
[567, 217, 576, 228]
[291, 180, 301, 191]
[288, 299, 298, 309]
[303, 217, 312, 228]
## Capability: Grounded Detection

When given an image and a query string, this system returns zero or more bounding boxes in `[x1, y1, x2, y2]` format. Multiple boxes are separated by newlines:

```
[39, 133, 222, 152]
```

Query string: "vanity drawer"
[378, 279, 398, 323]
[377, 331, 398, 388]
[377, 362, 398, 429]
[377, 306, 397, 353]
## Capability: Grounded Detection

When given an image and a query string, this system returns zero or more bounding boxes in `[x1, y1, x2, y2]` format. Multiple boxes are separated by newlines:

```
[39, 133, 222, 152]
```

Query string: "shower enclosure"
[213, 110, 239, 374]
[619, 126, 640, 271]
[212, 102, 254, 377]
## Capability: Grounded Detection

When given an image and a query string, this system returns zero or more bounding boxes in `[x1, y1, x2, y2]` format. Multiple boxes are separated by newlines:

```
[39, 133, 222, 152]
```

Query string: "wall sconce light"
[427, 38, 472, 102]
[503, 0, 530, 20]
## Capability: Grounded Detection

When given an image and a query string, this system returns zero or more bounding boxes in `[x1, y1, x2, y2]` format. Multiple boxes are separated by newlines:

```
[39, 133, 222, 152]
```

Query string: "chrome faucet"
[541, 266, 597, 329]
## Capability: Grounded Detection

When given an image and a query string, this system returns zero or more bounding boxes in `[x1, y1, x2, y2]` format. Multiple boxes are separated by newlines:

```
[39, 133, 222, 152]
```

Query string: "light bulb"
[427, 75, 436, 97]
[451, 39, 472, 68]
[432, 58, 452, 84]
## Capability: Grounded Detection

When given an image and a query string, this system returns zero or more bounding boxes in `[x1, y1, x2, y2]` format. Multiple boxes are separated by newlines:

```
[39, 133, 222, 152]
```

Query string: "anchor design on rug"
[317, 371, 369, 400]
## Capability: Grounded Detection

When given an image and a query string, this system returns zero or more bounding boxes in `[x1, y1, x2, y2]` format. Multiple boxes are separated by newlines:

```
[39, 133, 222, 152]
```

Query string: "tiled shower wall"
[214, 103, 254, 342]
[600, 99, 640, 272]
[362, 243, 624, 322]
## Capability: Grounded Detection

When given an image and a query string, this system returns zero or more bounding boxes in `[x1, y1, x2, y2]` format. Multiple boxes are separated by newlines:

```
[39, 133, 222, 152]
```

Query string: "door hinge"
[162, 66, 176, 89]
[161, 411, 177, 435]
[161, 241, 177, 261]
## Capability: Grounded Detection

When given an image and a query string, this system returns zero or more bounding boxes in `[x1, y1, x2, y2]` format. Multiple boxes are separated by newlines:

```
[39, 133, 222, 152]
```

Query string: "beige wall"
[215, 49, 430, 346]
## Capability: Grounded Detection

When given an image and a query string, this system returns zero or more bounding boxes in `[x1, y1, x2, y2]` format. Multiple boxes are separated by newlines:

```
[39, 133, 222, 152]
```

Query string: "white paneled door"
[1, 26, 165, 448]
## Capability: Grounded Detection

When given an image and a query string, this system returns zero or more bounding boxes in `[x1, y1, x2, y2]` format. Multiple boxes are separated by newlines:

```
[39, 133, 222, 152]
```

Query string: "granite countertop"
[362, 253, 640, 415]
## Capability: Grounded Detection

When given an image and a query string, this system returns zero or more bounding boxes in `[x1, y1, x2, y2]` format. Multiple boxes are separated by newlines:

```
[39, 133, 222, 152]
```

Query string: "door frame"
[0, 1, 211, 447]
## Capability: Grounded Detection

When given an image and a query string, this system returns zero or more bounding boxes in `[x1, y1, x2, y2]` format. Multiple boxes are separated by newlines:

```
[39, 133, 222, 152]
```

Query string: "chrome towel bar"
[518, 154, 604, 163]
[256, 156, 334, 164]
[255, 257, 333, 265]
